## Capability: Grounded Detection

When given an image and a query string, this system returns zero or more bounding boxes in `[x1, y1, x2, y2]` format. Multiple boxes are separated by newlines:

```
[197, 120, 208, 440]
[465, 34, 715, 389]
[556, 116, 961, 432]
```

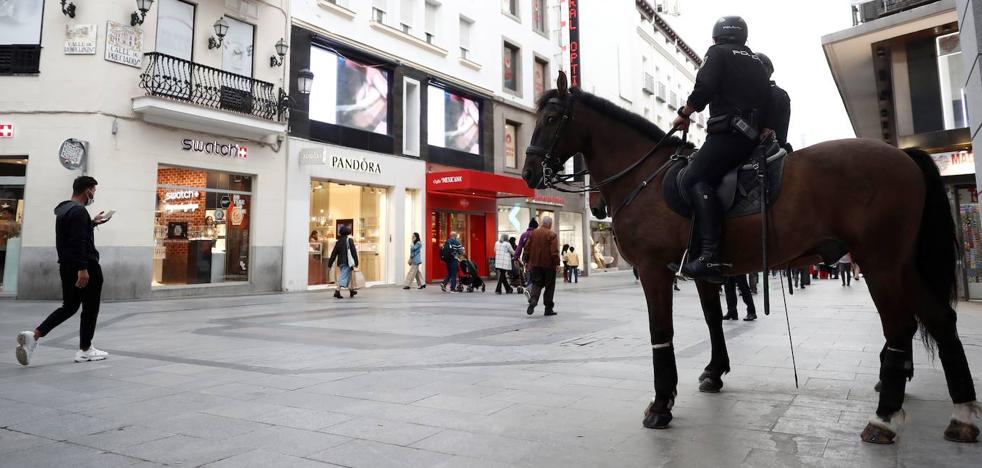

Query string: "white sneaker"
[74, 346, 109, 363]
[15, 331, 37, 366]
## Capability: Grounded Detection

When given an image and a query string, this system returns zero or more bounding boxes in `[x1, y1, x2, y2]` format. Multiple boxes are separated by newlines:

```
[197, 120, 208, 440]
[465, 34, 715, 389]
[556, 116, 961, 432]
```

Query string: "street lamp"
[131, 0, 154, 26]
[270, 38, 289, 67]
[279, 68, 315, 119]
[208, 17, 230, 50]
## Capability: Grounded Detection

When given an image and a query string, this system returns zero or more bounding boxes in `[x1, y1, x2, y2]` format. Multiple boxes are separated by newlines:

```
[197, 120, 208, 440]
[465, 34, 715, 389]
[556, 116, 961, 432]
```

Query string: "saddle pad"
[662, 151, 788, 219]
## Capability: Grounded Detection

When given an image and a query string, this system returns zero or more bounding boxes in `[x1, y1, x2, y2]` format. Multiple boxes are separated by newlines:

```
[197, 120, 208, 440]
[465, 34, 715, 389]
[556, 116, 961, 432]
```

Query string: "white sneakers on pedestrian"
[74, 346, 109, 363]
[15, 331, 37, 366]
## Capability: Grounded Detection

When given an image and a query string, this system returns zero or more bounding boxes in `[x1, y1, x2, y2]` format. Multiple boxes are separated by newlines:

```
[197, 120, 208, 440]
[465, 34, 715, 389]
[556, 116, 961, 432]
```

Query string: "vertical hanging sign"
[568, 0, 581, 88]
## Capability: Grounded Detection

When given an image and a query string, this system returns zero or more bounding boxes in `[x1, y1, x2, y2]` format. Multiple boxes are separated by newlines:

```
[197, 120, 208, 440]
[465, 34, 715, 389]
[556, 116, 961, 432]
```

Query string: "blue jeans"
[442, 259, 459, 290]
[569, 267, 578, 283]
[338, 265, 352, 289]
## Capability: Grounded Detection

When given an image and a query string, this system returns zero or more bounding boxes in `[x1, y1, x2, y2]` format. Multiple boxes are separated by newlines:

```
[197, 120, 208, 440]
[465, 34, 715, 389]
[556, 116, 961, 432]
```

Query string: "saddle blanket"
[663, 149, 789, 219]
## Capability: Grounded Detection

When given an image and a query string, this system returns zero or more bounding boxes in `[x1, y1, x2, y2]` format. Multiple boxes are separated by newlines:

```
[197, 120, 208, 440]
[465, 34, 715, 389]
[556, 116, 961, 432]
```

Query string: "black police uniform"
[679, 41, 770, 278]
[765, 81, 791, 147]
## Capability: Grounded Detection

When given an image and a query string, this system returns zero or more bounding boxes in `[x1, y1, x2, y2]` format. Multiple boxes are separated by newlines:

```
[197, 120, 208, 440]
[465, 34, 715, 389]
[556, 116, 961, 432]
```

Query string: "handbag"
[346, 238, 356, 268]
[351, 270, 367, 290]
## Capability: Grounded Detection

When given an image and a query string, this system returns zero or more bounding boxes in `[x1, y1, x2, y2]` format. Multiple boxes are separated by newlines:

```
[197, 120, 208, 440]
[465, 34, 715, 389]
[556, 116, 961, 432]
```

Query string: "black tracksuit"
[37, 201, 102, 350]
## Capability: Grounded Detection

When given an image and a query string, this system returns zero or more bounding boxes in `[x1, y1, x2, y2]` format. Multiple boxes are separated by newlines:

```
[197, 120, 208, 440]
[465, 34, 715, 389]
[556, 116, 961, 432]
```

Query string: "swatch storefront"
[283, 139, 426, 291]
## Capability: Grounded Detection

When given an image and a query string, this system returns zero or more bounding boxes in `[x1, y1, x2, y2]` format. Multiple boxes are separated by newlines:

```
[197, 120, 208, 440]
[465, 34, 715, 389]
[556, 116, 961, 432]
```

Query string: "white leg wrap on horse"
[651, 342, 672, 350]
[952, 401, 982, 424]
[868, 410, 906, 433]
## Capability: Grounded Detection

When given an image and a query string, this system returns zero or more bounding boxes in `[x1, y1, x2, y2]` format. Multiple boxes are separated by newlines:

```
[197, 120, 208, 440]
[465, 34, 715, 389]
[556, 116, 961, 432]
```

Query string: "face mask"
[85, 190, 95, 207]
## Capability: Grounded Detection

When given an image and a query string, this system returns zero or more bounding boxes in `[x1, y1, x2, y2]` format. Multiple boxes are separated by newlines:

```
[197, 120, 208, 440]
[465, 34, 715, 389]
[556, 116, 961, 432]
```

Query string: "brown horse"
[522, 72, 979, 444]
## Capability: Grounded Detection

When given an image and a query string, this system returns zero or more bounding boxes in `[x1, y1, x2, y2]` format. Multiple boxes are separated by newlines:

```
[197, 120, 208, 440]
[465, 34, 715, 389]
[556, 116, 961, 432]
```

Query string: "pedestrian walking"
[561, 244, 571, 283]
[723, 274, 757, 321]
[564, 247, 580, 283]
[403, 232, 425, 290]
[327, 225, 359, 299]
[748, 271, 759, 294]
[838, 253, 853, 286]
[494, 234, 515, 294]
[523, 217, 559, 316]
[514, 219, 538, 288]
[16, 176, 111, 366]
[439, 232, 464, 293]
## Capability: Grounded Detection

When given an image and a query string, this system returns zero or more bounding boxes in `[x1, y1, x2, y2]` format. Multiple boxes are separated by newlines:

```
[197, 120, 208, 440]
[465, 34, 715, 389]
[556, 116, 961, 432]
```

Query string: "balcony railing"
[852, 0, 939, 25]
[138, 52, 281, 122]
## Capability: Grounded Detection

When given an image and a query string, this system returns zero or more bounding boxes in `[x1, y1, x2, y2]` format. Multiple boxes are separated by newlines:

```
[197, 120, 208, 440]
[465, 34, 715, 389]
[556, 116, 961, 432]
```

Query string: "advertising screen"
[309, 46, 389, 135]
[428, 86, 480, 155]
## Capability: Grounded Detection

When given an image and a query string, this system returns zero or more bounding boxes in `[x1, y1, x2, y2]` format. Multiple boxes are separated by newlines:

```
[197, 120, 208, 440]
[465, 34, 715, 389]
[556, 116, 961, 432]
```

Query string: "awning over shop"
[426, 170, 534, 199]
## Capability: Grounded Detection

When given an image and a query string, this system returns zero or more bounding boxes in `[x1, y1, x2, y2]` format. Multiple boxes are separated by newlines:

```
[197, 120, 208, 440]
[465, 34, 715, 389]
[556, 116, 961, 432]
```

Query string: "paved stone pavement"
[1, 271, 981, 467]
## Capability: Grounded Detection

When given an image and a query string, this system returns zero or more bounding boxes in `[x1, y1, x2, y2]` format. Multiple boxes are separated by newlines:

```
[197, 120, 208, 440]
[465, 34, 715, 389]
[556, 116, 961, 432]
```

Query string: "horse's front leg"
[639, 266, 678, 429]
[695, 279, 730, 393]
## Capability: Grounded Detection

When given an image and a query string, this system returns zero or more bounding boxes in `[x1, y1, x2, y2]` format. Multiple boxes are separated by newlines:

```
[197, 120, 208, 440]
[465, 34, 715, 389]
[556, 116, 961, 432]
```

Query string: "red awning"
[427, 170, 534, 199]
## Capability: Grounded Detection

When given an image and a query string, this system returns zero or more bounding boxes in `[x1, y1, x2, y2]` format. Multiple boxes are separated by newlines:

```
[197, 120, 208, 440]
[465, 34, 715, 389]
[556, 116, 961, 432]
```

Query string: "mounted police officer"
[672, 16, 770, 280]
[758, 53, 792, 149]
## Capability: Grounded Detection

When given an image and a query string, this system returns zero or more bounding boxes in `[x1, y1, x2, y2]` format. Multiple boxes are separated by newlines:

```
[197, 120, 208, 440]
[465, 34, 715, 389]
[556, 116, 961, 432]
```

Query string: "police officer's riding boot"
[682, 184, 723, 281]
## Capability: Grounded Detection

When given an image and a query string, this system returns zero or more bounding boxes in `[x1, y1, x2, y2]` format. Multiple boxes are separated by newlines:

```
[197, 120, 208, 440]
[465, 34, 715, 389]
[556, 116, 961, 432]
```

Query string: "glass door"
[0, 156, 28, 294]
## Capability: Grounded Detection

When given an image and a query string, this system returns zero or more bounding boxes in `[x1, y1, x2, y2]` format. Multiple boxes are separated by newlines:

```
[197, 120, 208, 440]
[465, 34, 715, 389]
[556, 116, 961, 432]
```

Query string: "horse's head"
[523, 71, 587, 189]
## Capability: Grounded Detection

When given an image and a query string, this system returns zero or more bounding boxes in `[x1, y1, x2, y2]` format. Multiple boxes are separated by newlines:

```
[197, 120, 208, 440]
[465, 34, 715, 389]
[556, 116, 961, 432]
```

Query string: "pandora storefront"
[282, 139, 426, 291]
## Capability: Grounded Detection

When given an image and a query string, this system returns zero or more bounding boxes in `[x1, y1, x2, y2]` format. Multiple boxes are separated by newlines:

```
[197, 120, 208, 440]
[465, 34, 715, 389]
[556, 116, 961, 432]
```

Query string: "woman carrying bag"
[403, 232, 425, 290]
[327, 225, 360, 299]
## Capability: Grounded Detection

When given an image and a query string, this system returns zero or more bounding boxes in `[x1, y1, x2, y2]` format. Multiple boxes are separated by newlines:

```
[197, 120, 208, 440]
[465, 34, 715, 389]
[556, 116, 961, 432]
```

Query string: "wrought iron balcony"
[852, 0, 940, 26]
[138, 52, 281, 122]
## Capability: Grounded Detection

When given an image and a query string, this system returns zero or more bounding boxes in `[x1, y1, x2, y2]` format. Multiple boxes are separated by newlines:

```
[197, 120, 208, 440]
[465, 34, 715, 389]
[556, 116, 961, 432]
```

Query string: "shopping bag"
[351, 269, 366, 290]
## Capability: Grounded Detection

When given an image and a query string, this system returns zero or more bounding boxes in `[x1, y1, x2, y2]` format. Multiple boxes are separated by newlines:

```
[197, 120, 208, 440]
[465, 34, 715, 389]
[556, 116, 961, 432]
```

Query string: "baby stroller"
[508, 258, 527, 294]
[456, 254, 486, 293]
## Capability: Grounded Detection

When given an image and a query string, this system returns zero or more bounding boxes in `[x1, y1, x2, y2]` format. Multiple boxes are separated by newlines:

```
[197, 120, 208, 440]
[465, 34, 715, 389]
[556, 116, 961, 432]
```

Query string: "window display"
[153, 166, 253, 286]
[309, 182, 386, 285]
[497, 205, 529, 243]
[0, 156, 27, 293]
[309, 46, 390, 135]
[558, 211, 583, 255]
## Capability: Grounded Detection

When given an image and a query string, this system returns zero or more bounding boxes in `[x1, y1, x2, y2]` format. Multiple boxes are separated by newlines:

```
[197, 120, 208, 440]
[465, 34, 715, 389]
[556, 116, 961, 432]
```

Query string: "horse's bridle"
[526, 93, 686, 196]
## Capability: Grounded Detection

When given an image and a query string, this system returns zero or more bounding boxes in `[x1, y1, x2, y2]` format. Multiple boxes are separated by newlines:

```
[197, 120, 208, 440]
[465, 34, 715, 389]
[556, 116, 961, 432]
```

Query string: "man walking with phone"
[15, 176, 111, 365]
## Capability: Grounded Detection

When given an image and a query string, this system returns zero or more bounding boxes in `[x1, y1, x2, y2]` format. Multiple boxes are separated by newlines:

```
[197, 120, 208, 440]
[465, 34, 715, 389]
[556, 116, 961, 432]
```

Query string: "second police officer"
[672, 16, 771, 280]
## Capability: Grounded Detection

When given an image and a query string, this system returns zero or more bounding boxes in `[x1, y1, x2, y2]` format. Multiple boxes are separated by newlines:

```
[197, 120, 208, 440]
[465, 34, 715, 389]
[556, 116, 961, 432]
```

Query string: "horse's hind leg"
[861, 266, 920, 444]
[694, 280, 729, 393]
[911, 283, 980, 442]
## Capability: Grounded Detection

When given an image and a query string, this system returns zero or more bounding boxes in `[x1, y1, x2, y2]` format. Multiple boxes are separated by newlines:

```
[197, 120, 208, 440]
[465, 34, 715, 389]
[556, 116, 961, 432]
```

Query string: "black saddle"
[663, 148, 789, 219]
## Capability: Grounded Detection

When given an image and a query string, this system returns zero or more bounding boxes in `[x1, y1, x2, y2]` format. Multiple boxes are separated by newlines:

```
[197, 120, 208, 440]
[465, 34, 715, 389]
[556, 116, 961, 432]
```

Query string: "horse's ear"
[557, 71, 569, 96]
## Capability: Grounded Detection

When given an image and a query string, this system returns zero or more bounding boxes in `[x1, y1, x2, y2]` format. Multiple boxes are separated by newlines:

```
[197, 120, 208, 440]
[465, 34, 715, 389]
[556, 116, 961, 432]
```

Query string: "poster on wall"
[222, 16, 254, 77]
[156, 0, 195, 61]
[0, 0, 43, 45]
[65, 24, 97, 55]
[105, 21, 144, 68]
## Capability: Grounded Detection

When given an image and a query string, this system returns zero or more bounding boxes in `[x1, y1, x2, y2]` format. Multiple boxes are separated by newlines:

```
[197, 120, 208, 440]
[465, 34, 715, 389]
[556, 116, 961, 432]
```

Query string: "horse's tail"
[905, 148, 958, 348]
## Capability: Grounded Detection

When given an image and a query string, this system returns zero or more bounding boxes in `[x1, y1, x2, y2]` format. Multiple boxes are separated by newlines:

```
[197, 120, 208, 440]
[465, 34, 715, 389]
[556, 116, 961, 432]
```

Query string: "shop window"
[937, 32, 967, 130]
[222, 16, 255, 77]
[153, 167, 253, 287]
[0, 0, 44, 74]
[403, 78, 421, 156]
[532, 0, 546, 33]
[424, 1, 439, 45]
[559, 211, 583, 257]
[504, 121, 519, 168]
[503, 42, 521, 94]
[459, 16, 473, 60]
[309, 182, 386, 285]
[533, 57, 548, 100]
[427, 85, 481, 155]
[0, 156, 27, 293]
[497, 205, 530, 243]
[157, 0, 195, 61]
[309, 45, 391, 136]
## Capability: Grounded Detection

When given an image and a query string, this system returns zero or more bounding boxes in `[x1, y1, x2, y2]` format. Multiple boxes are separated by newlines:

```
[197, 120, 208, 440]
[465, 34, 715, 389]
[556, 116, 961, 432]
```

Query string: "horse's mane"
[536, 88, 693, 149]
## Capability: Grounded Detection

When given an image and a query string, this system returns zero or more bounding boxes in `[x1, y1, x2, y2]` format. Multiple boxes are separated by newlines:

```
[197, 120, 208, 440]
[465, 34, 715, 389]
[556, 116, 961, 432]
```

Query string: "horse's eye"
[547, 116, 556, 124]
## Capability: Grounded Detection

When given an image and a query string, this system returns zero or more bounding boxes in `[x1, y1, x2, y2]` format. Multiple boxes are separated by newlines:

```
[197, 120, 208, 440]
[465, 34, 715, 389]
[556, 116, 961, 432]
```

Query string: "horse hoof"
[861, 422, 897, 444]
[874, 381, 882, 393]
[944, 419, 980, 443]
[698, 370, 711, 382]
[699, 377, 723, 393]
[643, 411, 673, 429]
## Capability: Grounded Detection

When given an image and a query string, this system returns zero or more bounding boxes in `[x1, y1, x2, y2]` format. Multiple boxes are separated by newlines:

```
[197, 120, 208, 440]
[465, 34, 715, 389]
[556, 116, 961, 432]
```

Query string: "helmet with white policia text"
[712, 16, 748, 45]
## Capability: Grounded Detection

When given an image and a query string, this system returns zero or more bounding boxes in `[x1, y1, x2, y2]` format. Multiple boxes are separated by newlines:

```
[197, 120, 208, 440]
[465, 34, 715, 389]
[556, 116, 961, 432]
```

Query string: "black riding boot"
[681, 185, 723, 280]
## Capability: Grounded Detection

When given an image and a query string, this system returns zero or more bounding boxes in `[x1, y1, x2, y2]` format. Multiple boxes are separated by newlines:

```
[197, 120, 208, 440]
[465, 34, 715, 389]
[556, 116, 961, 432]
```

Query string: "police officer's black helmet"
[758, 53, 774, 77]
[712, 16, 748, 45]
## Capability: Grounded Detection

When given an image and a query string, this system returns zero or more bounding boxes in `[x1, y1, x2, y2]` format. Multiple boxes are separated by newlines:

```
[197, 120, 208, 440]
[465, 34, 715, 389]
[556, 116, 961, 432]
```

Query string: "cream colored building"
[0, 0, 292, 299]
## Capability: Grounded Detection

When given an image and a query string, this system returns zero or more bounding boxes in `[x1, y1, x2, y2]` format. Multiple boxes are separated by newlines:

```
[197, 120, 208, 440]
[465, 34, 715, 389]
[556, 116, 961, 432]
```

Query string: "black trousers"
[495, 268, 513, 293]
[37, 263, 103, 350]
[839, 263, 852, 285]
[529, 267, 557, 312]
[724, 274, 755, 314]
[680, 132, 757, 193]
